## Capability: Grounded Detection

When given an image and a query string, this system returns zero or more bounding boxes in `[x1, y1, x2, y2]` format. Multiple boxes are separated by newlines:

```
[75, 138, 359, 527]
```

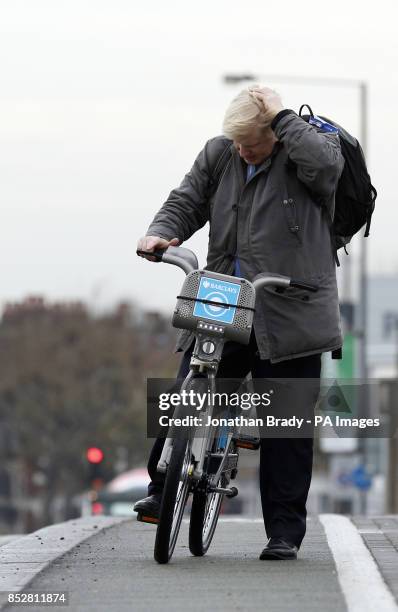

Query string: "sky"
[1, 0, 398, 314]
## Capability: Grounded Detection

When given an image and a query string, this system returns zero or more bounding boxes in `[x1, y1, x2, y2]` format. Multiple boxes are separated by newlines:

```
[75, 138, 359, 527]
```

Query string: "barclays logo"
[202, 279, 238, 294]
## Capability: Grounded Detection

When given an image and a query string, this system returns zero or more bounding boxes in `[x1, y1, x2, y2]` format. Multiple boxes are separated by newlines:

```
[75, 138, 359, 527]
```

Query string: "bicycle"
[136, 245, 318, 564]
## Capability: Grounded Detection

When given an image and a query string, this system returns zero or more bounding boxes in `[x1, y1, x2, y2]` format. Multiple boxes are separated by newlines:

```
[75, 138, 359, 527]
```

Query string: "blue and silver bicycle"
[137, 245, 317, 564]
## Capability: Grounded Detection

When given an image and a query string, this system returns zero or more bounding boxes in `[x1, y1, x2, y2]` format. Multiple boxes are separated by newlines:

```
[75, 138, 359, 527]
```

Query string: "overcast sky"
[1, 0, 397, 314]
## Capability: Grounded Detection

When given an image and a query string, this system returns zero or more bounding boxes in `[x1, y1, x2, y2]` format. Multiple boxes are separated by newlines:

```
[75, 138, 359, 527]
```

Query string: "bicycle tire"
[189, 426, 238, 557]
[154, 437, 192, 564]
[189, 475, 225, 556]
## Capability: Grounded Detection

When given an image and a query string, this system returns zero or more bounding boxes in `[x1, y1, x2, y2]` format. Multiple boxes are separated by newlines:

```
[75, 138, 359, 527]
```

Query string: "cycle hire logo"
[193, 276, 241, 325]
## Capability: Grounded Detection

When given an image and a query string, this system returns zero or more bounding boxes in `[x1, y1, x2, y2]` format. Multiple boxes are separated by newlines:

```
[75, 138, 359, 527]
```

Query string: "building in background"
[368, 275, 398, 378]
[307, 274, 398, 516]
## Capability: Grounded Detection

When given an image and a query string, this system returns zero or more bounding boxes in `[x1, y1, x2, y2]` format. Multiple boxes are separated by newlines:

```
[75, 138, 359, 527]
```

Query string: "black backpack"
[299, 104, 377, 258]
[210, 106, 377, 263]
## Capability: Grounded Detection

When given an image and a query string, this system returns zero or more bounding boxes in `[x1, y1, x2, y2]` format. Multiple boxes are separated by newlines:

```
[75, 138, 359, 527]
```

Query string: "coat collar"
[232, 141, 282, 186]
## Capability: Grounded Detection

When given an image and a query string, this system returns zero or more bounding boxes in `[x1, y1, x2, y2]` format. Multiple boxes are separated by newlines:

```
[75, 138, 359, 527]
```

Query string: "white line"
[320, 514, 398, 612]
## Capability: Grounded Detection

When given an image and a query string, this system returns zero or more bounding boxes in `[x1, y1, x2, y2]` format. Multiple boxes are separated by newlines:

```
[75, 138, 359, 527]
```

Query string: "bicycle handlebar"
[289, 279, 319, 292]
[252, 274, 318, 293]
[136, 246, 198, 275]
[137, 247, 318, 293]
[136, 248, 165, 262]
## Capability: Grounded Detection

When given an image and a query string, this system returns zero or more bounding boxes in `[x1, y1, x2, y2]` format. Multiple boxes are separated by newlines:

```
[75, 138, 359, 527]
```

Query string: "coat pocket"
[282, 198, 302, 244]
[272, 285, 310, 302]
[260, 277, 342, 360]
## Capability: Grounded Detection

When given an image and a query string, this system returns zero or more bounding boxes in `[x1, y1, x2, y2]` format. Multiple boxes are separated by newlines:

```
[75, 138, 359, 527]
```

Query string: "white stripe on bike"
[320, 514, 398, 612]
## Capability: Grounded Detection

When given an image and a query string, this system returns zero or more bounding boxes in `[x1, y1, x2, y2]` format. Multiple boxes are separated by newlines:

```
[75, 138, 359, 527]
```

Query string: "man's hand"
[249, 86, 284, 125]
[137, 235, 180, 262]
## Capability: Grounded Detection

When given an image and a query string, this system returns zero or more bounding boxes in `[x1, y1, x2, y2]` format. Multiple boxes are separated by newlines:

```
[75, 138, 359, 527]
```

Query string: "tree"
[0, 297, 179, 530]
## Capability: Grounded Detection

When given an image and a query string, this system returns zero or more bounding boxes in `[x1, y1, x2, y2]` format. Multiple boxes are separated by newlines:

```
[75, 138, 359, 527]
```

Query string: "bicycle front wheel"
[154, 438, 192, 564]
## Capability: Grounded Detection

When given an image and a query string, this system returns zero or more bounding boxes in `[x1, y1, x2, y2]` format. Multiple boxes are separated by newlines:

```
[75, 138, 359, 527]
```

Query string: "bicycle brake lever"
[289, 279, 319, 292]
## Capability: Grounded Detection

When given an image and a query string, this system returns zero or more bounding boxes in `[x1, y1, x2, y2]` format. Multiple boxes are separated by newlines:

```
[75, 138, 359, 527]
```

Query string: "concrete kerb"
[0, 538, 23, 549]
[0, 516, 132, 609]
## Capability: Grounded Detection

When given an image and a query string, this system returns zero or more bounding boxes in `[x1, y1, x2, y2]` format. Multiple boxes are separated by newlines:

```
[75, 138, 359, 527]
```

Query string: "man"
[135, 86, 344, 560]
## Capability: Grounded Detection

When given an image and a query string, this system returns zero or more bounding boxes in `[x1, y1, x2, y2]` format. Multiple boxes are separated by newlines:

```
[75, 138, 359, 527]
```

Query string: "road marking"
[320, 514, 398, 612]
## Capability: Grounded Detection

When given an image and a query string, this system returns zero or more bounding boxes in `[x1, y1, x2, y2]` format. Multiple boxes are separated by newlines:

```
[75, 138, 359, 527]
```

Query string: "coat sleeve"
[272, 111, 345, 201]
[146, 137, 228, 243]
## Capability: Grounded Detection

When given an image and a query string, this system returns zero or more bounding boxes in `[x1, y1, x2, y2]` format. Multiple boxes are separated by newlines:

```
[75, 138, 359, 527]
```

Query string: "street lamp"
[222, 72, 369, 385]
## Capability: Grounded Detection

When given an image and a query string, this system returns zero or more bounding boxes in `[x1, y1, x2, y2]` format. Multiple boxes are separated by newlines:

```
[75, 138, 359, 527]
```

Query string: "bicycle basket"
[172, 270, 255, 345]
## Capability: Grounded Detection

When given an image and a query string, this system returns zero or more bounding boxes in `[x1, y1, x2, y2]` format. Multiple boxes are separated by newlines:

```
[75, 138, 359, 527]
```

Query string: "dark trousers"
[147, 334, 321, 549]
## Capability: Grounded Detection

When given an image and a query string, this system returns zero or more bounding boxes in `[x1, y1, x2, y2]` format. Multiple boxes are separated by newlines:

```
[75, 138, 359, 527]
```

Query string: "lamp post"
[383, 312, 398, 511]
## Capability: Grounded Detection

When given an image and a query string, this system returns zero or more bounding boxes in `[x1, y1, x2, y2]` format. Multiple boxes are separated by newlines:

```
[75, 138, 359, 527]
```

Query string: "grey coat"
[147, 111, 345, 363]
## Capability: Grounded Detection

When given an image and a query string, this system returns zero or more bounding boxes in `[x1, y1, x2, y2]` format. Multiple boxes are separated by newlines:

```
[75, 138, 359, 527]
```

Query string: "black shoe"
[259, 537, 298, 560]
[134, 494, 162, 523]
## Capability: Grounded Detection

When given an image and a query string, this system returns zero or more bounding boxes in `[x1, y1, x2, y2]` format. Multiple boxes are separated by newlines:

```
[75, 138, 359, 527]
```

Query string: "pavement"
[0, 538, 22, 549]
[0, 515, 398, 612]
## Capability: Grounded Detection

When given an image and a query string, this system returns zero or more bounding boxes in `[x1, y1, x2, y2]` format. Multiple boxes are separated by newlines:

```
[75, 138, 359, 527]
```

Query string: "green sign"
[337, 333, 355, 379]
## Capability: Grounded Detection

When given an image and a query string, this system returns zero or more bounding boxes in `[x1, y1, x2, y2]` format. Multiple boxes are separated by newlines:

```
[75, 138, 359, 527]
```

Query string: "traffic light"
[86, 447, 104, 490]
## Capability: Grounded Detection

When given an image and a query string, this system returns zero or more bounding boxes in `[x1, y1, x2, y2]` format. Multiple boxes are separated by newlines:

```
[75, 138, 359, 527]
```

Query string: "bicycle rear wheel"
[154, 438, 192, 564]
[189, 431, 236, 556]
[189, 474, 226, 557]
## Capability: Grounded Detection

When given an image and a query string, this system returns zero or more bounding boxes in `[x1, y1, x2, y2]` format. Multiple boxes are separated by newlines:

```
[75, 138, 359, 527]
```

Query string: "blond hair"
[222, 85, 272, 141]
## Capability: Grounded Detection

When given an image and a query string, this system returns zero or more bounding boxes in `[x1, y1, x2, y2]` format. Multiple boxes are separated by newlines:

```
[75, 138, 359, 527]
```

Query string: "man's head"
[222, 86, 279, 164]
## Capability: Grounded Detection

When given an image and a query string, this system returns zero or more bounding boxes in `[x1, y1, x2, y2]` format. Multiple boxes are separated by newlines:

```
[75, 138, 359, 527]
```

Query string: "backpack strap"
[322, 206, 340, 267]
[364, 185, 377, 237]
[208, 141, 233, 195]
[298, 104, 314, 118]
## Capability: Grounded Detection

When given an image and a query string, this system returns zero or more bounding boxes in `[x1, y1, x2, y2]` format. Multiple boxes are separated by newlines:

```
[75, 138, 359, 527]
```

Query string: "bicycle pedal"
[226, 486, 238, 498]
[136, 512, 159, 525]
[234, 434, 260, 450]
[211, 485, 238, 498]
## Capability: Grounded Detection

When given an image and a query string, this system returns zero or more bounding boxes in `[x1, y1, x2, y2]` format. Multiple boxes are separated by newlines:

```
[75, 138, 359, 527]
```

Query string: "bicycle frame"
[157, 349, 233, 489]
